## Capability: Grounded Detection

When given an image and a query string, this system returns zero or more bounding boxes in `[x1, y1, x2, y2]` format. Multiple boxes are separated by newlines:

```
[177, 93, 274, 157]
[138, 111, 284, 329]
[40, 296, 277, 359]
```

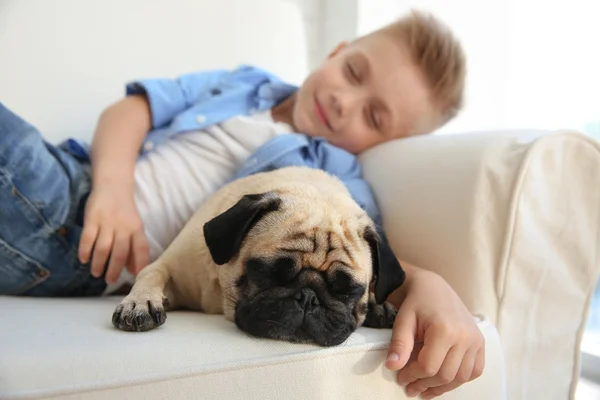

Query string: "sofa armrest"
[359, 130, 600, 400]
[359, 130, 549, 319]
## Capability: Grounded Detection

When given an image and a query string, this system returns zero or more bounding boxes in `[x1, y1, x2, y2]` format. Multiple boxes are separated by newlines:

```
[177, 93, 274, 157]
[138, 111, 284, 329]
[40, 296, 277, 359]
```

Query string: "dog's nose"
[295, 288, 319, 311]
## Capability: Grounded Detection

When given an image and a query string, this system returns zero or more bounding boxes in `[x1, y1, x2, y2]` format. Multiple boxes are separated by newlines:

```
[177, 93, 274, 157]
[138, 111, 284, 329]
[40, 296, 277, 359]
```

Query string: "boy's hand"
[385, 264, 485, 399]
[78, 186, 150, 284]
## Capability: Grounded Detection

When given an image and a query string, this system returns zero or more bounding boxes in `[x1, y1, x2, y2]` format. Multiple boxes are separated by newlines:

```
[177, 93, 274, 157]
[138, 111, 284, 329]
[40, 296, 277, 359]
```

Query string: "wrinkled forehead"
[246, 205, 373, 272]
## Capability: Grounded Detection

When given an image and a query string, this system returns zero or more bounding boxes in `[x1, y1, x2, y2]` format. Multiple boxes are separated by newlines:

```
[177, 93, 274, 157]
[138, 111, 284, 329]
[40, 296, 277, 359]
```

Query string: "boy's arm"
[90, 95, 151, 186]
[78, 94, 152, 283]
[80, 67, 230, 283]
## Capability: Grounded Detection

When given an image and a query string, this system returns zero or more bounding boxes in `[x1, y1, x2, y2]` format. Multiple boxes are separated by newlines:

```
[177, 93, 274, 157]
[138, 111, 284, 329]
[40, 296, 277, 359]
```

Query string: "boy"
[0, 10, 482, 399]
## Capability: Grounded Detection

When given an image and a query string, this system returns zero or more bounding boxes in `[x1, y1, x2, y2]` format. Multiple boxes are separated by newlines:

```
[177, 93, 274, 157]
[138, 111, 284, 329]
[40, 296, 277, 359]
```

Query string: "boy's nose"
[331, 91, 359, 120]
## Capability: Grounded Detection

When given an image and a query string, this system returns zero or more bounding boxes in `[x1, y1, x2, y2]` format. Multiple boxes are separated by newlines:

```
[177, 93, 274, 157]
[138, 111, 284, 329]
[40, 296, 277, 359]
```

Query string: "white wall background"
[0, 0, 313, 143]
[2, 0, 597, 139]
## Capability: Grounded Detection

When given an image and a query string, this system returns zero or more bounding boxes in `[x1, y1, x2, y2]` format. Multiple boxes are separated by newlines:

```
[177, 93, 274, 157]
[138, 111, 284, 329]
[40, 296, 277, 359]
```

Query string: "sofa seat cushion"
[0, 296, 505, 400]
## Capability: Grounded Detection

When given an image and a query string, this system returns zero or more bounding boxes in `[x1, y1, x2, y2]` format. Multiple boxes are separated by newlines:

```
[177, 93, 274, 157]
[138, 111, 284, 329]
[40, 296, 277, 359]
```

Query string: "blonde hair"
[373, 10, 467, 126]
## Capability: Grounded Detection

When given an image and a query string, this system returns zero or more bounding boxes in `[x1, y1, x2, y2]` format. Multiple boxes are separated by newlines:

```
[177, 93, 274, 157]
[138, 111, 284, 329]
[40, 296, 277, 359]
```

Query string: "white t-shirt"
[104, 110, 293, 293]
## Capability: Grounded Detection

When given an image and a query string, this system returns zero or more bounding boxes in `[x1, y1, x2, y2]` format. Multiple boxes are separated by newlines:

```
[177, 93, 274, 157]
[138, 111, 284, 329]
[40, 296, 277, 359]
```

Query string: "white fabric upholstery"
[0, 297, 505, 400]
[360, 130, 600, 400]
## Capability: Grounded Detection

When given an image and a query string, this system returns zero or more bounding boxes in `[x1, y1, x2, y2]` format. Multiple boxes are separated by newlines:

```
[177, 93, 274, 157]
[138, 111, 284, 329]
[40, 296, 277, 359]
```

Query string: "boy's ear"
[328, 41, 349, 59]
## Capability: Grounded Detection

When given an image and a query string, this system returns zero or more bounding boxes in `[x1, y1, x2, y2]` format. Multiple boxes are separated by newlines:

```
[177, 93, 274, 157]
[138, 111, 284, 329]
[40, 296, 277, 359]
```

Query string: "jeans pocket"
[0, 238, 50, 295]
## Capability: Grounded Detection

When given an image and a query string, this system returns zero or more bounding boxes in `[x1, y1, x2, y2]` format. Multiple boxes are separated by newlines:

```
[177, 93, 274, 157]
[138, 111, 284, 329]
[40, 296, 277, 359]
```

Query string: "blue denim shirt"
[60, 65, 383, 227]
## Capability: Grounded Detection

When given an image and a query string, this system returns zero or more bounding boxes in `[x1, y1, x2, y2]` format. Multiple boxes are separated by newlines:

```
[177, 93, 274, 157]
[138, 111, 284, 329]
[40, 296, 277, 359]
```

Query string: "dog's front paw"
[112, 293, 169, 332]
[362, 301, 397, 329]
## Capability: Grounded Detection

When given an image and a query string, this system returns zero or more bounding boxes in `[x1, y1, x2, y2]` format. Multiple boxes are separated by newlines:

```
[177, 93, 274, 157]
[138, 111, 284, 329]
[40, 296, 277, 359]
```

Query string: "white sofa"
[1, 1, 598, 399]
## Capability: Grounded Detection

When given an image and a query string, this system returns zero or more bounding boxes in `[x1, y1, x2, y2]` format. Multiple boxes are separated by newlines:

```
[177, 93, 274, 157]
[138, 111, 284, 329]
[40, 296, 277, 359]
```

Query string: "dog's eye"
[246, 257, 297, 286]
[329, 270, 365, 297]
[271, 257, 297, 283]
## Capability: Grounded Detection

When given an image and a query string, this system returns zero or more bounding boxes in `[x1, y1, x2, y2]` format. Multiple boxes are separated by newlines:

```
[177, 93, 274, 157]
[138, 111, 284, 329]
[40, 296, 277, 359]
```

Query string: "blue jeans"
[0, 102, 106, 296]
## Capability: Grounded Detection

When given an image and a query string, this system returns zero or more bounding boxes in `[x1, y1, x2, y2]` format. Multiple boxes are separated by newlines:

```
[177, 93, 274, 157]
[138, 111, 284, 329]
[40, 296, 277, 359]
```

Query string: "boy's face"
[292, 33, 437, 154]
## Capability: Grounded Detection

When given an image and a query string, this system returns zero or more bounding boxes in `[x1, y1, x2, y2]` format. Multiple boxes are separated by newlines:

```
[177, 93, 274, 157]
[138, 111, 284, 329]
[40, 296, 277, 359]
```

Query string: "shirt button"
[143, 142, 154, 151]
[196, 115, 207, 124]
[210, 88, 222, 95]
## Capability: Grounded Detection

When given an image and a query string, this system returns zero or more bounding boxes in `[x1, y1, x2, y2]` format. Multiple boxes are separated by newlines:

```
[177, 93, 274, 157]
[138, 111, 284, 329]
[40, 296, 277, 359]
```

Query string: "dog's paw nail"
[112, 296, 166, 332]
[111, 306, 123, 327]
[153, 311, 163, 325]
[135, 315, 146, 330]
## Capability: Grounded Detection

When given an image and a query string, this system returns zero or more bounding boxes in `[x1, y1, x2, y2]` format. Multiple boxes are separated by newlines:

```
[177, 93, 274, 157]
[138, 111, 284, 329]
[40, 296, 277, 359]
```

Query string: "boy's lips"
[313, 97, 332, 131]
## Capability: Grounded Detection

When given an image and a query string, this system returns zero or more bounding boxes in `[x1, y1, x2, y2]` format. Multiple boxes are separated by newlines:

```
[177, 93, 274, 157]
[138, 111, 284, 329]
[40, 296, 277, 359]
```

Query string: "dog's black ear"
[364, 226, 405, 304]
[203, 193, 281, 265]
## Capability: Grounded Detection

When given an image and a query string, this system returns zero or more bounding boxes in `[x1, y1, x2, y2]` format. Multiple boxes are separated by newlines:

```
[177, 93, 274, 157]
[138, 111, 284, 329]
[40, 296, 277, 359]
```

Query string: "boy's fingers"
[105, 232, 130, 284]
[411, 325, 454, 379]
[90, 228, 113, 278]
[385, 308, 416, 371]
[125, 251, 136, 275]
[78, 223, 99, 264]
[471, 347, 485, 381]
[405, 345, 465, 392]
[131, 230, 150, 274]
[418, 348, 477, 399]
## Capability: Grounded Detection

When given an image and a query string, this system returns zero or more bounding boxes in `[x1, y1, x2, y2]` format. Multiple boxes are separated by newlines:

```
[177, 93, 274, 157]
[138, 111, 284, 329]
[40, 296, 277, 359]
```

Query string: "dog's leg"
[362, 293, 398, 329]
[112, 262, 172, 332]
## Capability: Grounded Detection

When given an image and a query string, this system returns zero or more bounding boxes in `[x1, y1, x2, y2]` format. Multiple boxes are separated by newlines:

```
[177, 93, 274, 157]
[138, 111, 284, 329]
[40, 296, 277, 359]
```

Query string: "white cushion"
[0, 297, 506, 400]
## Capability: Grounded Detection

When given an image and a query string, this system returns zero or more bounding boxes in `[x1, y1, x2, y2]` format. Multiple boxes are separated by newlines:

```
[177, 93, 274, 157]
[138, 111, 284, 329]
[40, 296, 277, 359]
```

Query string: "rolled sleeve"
[125, 69, 228, 129]
[126, 79, 188, 128]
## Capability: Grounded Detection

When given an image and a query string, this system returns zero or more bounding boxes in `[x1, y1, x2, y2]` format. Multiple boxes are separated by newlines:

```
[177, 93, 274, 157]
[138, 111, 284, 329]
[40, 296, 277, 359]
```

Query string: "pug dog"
[112, 166, 405, 346]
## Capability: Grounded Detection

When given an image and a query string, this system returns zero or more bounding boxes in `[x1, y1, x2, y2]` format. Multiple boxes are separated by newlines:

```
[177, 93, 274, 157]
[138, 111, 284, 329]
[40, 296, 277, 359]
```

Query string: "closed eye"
[246, 257, 298, 287]
[329, 270, 366, 297]
[346, 62, 359, 82]
[367, 107, 382, 132]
